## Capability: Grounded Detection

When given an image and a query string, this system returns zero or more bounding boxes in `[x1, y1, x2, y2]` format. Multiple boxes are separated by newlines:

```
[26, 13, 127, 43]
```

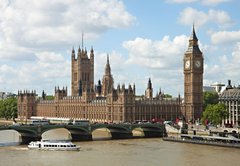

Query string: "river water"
[0, 129, 240, 166]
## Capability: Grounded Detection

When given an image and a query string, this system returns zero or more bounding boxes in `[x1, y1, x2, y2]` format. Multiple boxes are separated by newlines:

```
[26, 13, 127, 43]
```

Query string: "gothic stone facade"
[18, 27, 203, 123]
[18, 86, 181, 123]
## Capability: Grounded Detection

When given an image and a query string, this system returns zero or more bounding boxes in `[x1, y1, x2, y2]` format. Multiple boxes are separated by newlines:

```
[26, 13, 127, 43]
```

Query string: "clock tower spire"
[183, 25, 204, 122]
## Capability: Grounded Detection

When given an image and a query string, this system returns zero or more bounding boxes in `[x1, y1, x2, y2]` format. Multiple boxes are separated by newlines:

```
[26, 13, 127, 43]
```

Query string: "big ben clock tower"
[183, 26, 204, 122]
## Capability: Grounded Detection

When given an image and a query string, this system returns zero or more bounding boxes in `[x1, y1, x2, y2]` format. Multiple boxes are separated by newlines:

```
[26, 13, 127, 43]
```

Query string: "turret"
[133, 83, 136, 95]
[72, 47, 75, 60]
[77, 45, 81, 59]
[226, 80, 233, 90]
[117, 84, 121, 92]
[102, 55, 114, 97]
[55, 87, 67, 100]
[90, 46, 94, 58]
[147, 78, 152, 89]
[122, 84, 125, 92]
[96, 80, 102, 97]
[17, 90, 36, 121]
[145, 78, 153, 99]
[105, 54, 111, 75]
[128, 84, 132, 93]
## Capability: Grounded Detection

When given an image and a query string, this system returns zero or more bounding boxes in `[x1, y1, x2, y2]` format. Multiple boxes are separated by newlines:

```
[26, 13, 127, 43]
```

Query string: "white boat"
[28, 140, 80, 151]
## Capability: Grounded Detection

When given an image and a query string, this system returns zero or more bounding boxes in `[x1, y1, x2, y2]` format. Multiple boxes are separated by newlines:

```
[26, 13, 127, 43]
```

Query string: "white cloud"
[202, 0, 230, 6]
[210, 30, 240, 45]
[178, 7, 233, 28]
[166, 0, 197, 3]
[204, 42, 240, 87]
[121, 35, 192, 96]
[224, 42, 240, 77]
[0, 0, 135, 94]
[166, 0, 230, 5]
[93, 37, 190, 96]
[0, 0, 135, 60]
[0, 51, 70, 94]
[123, 35, 189, 69]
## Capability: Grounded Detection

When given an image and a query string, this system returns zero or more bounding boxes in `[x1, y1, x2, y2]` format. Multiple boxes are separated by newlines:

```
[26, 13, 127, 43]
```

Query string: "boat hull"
[163, 137, 240, 149]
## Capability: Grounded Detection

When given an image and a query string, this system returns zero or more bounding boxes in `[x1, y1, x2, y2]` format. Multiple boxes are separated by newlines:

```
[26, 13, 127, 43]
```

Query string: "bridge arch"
[0, 123, 166, 144]
[0, 130, 21, 144]
[132, 128, 145, 137]
[8, 125, 40, 144]
[41, 128, 71, 140]
[65, 125, 92, 141]
[91, 124, 132, 139]
[131, 124, 166, 138]
[92, 128, 112, 140]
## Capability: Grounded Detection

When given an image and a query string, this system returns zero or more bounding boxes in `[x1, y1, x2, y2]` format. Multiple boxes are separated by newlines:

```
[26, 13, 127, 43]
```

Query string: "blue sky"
[0, 0, 240, 97]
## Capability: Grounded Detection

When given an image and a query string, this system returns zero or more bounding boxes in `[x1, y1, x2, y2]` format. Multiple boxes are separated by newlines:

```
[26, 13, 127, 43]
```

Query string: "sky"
[0, 0, 240, 97]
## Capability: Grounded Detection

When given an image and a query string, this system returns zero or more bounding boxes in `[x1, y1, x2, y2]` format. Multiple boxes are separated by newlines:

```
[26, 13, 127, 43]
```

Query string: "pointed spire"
[82, 32, 84, 49]
[72, 46, 75, 60]
[148, 78, 152, 89]
[105, 54, 111, 75]
[72, 46, 75, 53]
[185, 24, 202, 54]
[190, 24, 198, 41]
[133, 83, 136, 94]
[106, 54, 109, 64]
[90, 46, 94, 59]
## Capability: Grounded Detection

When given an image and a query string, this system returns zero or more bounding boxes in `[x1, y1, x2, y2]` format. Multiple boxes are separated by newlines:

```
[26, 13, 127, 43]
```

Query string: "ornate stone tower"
[183, 26, 204, 121]
[145, 78, 153, 99]
[55, 86, 67, 100]
[17, 90, 36, 121]
[71, 46, 94, 96]
[102, 55, 114, 96]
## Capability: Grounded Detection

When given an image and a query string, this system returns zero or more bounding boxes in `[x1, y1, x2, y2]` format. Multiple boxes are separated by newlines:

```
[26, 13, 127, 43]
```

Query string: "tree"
[0, 97, 18, 120]
[201, 103, 228, 126]
[203, 91, 219, 110]
[164, 94, 172, 98]
[45, 95, 54, 100]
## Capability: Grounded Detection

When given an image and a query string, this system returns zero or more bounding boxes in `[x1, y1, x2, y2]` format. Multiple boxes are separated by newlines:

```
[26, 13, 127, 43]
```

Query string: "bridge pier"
[111, 132, 133, 139]
[142, 131, 163, 138]
[71, 133, 92, 141]
[20, 136, 41, 145]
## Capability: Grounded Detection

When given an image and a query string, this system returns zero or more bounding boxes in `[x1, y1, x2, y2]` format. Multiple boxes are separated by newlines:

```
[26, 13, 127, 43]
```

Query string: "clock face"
[185, 60, 190, 69]
[195, 60, 201, 68]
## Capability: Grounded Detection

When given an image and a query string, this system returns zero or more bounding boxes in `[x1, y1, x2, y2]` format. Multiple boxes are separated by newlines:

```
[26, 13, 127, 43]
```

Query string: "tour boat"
[28, 140, 80, 151]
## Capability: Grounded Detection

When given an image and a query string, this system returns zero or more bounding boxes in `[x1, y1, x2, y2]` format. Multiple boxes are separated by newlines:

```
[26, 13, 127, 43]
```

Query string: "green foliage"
[164, 94, 172, 98]
[45, 95, 54, 100]
[201, 103, 228, 126]
[0, 97, 18, 120]
[203, 91, 219, 110]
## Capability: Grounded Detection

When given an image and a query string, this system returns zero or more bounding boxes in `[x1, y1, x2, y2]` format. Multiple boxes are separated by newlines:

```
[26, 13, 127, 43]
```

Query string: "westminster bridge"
[0, 123, 166, 144]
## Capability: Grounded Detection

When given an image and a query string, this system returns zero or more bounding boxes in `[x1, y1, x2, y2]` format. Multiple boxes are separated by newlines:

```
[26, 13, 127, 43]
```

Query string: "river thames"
[0, 129, 240, 166]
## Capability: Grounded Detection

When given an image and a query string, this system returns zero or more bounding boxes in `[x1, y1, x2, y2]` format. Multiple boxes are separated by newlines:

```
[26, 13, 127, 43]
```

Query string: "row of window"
[43, 144, 76, 148]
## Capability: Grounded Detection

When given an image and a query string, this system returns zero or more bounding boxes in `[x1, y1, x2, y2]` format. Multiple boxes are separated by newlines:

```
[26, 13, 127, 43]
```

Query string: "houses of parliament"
[18, 27, 204, 123]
